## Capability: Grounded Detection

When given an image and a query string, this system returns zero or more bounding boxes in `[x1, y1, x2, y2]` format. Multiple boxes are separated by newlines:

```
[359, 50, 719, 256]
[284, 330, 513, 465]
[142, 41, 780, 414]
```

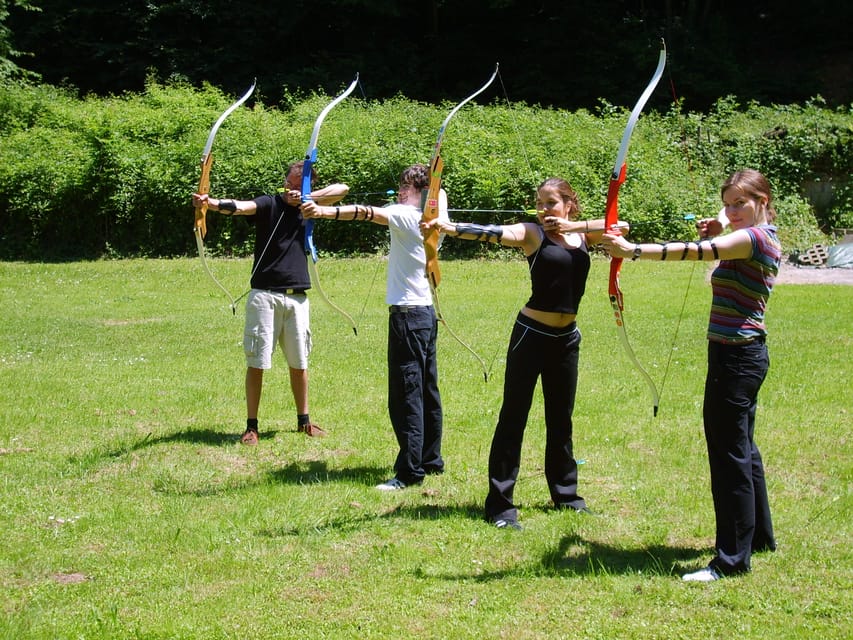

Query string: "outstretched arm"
[192, 193, 257, 216]
[301, 201, 389, 226]
[423, 218, 540, 250]
[602, 227, 754, 261]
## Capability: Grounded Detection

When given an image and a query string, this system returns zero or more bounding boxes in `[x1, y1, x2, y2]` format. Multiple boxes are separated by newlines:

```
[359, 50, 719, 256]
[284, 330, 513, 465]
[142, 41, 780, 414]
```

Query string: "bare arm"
[539, 216, 627, 246]
[423, 218, 543, 254]
[301, 201, 389, 226]
[311, 183, 350, 205]
[602, 227, 754, 261]
[192, 193, 257, 216]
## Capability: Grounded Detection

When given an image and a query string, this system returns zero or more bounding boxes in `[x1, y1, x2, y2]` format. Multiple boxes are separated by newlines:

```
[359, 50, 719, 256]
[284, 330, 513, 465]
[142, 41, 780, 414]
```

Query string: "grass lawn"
[0, 257, 850, 639]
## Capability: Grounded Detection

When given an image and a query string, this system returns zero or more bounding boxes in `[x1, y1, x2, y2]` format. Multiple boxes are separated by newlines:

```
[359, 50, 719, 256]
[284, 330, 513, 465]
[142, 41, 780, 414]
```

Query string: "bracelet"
[585, 221, 589, 233]
[334, 206, 340, 220]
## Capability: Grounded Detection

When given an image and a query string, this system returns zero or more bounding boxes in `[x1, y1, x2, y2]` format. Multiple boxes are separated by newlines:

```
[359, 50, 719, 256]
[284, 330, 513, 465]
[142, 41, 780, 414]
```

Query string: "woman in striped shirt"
[603, 169, 781, 582]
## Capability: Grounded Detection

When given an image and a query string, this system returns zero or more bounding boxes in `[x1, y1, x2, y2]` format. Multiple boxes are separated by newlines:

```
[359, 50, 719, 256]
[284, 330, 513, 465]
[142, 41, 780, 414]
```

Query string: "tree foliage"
[0, 0, 38, 79]
[5, 1, 853, 111]
[0, 81, 848, 261]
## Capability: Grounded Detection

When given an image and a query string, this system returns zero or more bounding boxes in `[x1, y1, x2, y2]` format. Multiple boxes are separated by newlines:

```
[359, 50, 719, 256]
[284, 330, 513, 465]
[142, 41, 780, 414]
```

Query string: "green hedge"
[0, 80, 849, 260]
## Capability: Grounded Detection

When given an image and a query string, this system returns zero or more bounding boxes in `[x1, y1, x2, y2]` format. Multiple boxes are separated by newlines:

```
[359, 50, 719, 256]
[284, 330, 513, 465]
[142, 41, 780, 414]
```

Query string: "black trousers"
[704, 339, 776, 575]
[485, 314, 585, 522]
[387, 305, 444, 485]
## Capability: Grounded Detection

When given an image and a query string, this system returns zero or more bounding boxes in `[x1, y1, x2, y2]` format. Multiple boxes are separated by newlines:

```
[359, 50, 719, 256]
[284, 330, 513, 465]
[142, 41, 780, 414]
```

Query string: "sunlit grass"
[0, 258, 850, 639]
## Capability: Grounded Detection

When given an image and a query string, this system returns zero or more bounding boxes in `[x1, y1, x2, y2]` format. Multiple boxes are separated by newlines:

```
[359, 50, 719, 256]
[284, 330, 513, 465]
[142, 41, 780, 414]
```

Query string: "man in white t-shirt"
[301, 164, 448, 491]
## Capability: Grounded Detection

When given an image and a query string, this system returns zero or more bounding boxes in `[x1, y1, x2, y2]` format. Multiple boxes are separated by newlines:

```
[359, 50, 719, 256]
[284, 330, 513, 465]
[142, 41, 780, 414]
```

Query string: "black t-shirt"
[247, 194, 311, 292]
[525, 234, 590, 314]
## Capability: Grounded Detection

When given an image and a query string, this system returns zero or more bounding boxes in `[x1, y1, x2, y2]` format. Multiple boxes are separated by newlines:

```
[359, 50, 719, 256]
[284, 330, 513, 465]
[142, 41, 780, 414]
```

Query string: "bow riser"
[422, 154, 445, 288]
[605, 162, 627, 305]
[194, 153, 213, 239]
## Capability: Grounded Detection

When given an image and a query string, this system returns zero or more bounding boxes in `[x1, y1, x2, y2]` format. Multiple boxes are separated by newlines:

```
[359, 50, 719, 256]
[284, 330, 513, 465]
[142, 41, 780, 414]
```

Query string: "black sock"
[297, 414, 310, 427]
[246, 418, 258, 432]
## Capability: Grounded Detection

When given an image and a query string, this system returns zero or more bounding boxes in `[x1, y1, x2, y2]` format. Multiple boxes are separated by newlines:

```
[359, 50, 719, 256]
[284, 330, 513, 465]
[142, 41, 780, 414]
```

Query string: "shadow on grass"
[259, 498, 706, 579]
[265, 461, 389, 486]
[431, 533, 707, 579]
[257, 495, 485, 538]
[68, 427, 281, 466]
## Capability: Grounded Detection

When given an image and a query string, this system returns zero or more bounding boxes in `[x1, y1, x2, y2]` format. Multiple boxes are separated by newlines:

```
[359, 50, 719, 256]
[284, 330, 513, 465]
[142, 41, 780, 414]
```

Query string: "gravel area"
[775, 261, 853, 285]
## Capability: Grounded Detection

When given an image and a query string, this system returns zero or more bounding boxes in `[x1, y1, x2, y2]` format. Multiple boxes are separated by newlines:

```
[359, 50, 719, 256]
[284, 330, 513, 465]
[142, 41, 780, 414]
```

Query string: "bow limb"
[306, 258, 358, 333]
[421, 65, 499, 382]
[301, 74, 360, 335]
[605, 41, 666, 416]
[422, 64, 499, 288]
[193, 80, 256, 314]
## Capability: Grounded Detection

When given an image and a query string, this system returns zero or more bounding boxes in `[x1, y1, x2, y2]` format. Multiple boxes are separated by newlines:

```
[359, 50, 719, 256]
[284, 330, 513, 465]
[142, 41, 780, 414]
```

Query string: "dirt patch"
[52, 572, 88, 585]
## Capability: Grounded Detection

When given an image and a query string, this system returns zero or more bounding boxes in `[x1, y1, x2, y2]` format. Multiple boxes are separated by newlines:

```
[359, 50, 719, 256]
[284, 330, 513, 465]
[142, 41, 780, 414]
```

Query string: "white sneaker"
[375, 477, 407, 491]
[682, 567, 721, 582]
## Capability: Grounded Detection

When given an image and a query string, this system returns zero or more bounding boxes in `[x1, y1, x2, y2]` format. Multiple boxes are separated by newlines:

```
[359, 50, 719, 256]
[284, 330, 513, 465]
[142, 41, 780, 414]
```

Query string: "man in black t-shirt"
[192, 161, 348, 444]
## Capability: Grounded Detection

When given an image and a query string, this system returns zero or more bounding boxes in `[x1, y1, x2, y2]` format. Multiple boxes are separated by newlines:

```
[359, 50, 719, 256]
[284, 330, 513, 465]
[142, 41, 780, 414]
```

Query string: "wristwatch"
[631, 245, 642, 261]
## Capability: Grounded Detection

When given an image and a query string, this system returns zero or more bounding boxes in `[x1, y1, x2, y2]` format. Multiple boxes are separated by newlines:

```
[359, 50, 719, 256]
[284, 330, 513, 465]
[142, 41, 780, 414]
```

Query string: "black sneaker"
[493, 518, 523, 531]
[555, 503, 594, 515]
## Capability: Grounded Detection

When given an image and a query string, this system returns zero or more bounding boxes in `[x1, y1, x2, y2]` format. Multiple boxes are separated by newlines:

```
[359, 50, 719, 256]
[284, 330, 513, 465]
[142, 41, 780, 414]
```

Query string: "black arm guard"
[454, 222, 504, 243]
[218, 199, 237, 213]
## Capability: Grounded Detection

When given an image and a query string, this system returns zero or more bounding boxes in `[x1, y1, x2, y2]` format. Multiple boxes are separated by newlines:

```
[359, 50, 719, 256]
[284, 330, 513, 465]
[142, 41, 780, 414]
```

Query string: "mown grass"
[0, 257, 850, 639]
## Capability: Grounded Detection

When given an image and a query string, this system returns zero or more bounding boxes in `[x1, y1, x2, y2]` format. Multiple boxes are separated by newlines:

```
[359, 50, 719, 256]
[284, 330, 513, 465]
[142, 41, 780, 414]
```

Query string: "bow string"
[194, 79, 257, 314]
[604, 40, 667, 416]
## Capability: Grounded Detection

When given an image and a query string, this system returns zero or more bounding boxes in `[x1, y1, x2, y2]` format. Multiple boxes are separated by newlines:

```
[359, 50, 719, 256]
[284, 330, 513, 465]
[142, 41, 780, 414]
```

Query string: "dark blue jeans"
[387, 305, 443, 485]
[485, 314, 585, 522]
[704, 339, 776, 575]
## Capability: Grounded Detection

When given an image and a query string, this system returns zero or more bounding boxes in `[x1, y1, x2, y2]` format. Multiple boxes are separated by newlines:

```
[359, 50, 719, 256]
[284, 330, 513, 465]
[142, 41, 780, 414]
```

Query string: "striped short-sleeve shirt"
[708, 225, 781, 344]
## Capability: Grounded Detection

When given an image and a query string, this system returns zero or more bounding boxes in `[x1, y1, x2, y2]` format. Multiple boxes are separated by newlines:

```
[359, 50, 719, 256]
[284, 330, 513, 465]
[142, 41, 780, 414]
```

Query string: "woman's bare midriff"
[520, 306, 577, 328]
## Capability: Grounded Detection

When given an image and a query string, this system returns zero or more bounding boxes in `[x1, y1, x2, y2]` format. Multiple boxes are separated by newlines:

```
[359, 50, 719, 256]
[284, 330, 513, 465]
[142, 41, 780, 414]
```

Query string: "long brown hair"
[721, 169, 777, 223]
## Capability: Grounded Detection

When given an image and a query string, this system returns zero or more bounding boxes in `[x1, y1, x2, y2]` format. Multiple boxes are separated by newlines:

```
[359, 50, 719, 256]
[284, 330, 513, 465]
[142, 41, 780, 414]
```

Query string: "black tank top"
[525, 232, 590, 314]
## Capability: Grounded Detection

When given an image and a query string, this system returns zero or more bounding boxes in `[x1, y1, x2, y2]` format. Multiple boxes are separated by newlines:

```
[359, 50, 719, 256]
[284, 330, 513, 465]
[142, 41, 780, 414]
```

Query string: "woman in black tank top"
[423, 177, 615, 529]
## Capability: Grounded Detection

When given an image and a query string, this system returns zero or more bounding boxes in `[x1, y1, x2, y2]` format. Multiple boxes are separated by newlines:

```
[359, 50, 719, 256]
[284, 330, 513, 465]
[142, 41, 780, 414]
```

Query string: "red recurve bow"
[604, 41, 667, 416]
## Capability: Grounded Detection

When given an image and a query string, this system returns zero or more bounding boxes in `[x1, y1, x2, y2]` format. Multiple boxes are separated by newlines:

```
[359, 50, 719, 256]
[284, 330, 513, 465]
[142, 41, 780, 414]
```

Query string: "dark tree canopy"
[6, 0, 853, 110]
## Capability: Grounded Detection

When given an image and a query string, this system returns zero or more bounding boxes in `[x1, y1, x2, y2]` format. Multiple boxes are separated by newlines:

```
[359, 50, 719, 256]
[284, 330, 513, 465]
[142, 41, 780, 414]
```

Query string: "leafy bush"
[0, 80, 847, 260]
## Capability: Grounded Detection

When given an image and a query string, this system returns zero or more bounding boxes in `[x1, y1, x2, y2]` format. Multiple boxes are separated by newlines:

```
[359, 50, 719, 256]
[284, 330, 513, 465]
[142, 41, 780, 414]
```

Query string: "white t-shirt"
[385, 203, 433, 306]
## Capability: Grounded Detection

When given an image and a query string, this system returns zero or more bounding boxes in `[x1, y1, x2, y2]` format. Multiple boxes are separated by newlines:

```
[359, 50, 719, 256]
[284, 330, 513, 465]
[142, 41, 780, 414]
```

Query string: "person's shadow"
[427, 530, 706, 580]
[71, 430, 708, 577]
